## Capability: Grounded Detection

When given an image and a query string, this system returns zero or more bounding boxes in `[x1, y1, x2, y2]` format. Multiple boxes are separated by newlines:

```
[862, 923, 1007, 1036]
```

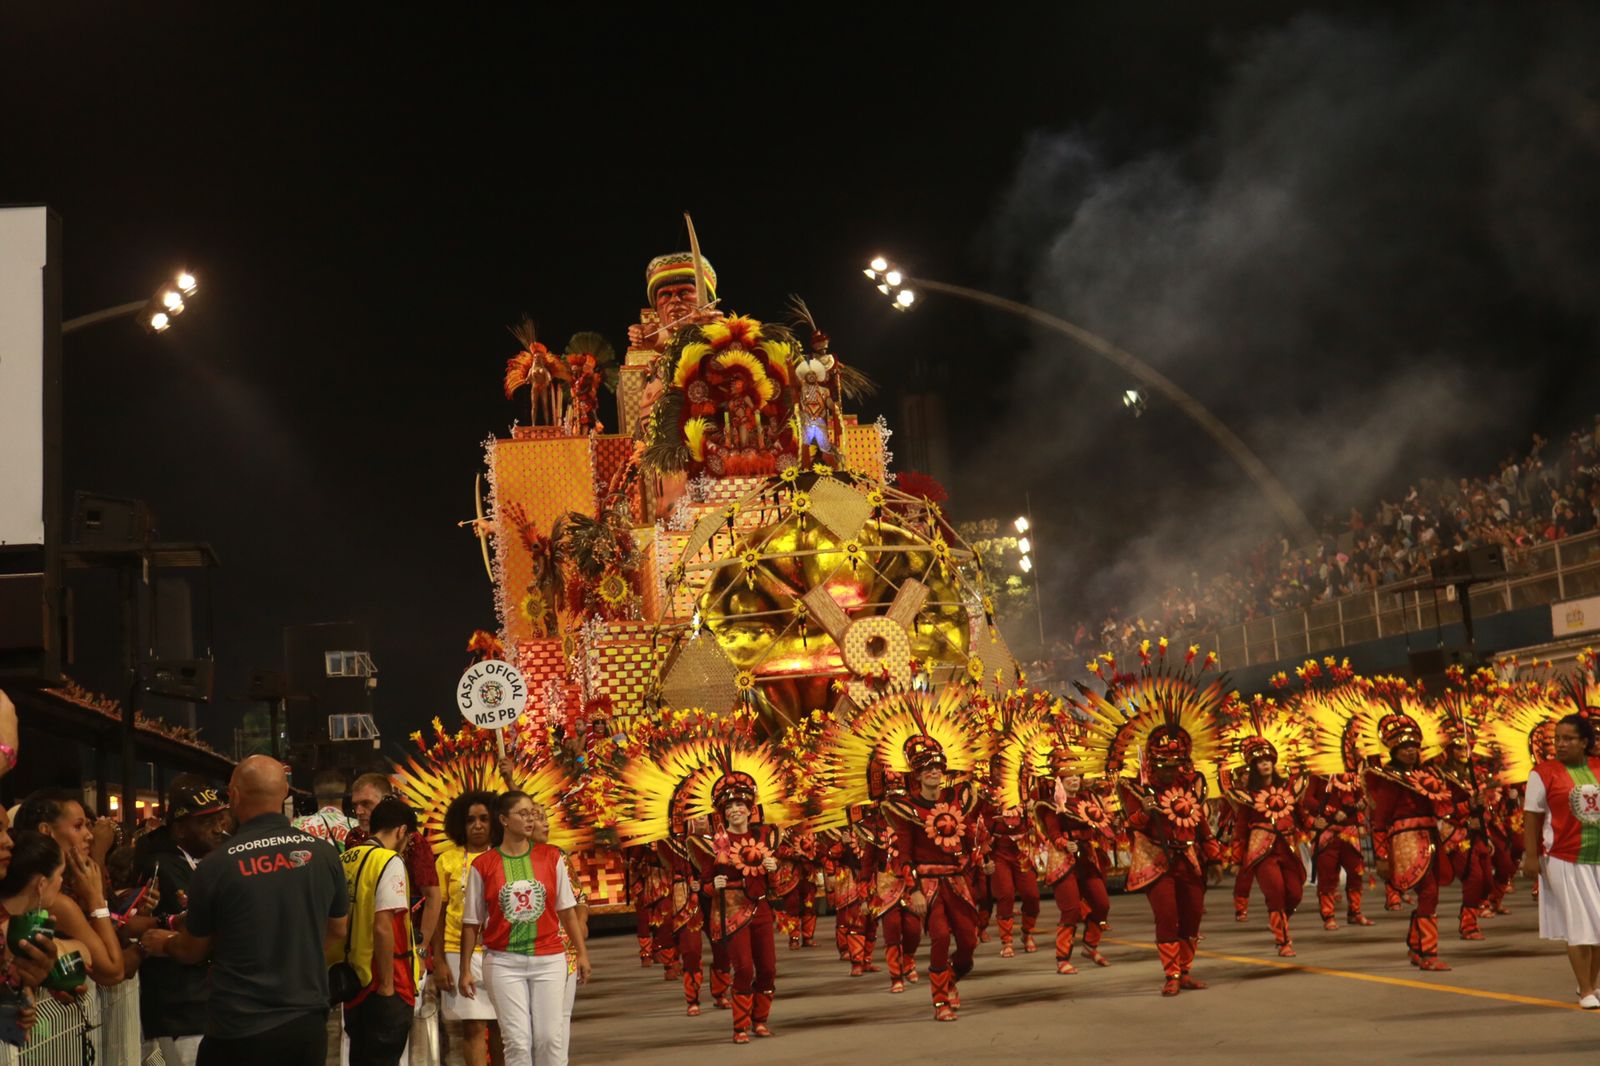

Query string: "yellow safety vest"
[327, 843, 410, 988]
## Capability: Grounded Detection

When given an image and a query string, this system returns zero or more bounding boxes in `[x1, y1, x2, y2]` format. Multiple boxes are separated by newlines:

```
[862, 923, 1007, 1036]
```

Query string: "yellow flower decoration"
[780, 466, 800, 484]
[724, 502, 741, 521]
[867, 489, 885, 509]
[734, 670, 756, 693]
[519, 591, 546, 621]
[814, 463, 833, 476]
[967, 655, 986, 682]
[597, 572, 630, 605]
[842, 540, 863, 568]
[789, 492, 811, 516]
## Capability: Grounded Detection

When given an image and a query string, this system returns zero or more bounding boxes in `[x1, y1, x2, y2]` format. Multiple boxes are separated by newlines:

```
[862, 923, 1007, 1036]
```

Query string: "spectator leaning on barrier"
[293, 769, 357, 852]
[16, 788, 124, 987]
[124, 782, 232, 1066]
[351, 772, 442, 958]
[139, 755, 349, 1066]
[337, 796, 421, 1066]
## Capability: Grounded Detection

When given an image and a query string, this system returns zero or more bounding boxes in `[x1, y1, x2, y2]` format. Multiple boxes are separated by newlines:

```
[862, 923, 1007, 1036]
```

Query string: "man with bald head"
[140, 756, 349, 1065]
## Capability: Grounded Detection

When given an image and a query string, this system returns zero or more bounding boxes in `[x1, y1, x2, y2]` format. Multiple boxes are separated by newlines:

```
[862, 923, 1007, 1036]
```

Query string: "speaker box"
[144, 658, 214, 703]
[1408, 646, 1475, 685]
[71, 492, 153, 548]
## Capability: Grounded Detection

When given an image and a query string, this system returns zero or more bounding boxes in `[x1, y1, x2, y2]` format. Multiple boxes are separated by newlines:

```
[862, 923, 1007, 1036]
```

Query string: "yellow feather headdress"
[1220, 694, 1312, 776]
[614, 734, 793, 846]
[1068, 650, 1232, 793]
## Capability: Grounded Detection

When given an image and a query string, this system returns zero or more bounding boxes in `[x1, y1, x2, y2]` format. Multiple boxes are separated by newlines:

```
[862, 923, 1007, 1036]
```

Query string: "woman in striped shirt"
[1523, 713, 1600, 1009]
[459, 792, 590, 1066]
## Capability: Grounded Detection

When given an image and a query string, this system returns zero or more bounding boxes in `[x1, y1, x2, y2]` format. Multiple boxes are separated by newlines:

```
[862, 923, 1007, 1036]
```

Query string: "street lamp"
[62, 269, 200, 336]
[863, 257, 1317, 545]
[1015, 499, 1045, 647]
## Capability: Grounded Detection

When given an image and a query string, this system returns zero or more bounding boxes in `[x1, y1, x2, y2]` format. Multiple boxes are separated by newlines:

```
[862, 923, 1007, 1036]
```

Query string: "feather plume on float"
[566, 331, 620, 391]
[682, 417, 712, 462]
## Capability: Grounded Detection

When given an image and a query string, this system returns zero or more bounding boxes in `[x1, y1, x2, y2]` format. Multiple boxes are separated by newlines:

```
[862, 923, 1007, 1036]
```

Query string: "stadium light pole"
[1015, 500, 1045, 648]
[864, 260, 1318, 547]
[63, 270, 198, 335]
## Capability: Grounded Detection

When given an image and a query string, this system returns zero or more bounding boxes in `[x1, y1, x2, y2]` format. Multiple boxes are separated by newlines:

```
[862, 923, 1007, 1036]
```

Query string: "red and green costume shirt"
[1527, 757, 1600, 864]
[463, 844, 577, 956]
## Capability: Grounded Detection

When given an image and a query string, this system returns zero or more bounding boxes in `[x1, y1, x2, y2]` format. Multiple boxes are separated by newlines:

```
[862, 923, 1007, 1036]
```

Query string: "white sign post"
[456, 658, 529, 760]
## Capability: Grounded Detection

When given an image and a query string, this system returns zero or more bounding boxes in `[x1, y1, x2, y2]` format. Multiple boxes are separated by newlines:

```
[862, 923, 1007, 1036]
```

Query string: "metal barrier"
[3, 978, 159, 1066]
[1199, 530, 1600, 667]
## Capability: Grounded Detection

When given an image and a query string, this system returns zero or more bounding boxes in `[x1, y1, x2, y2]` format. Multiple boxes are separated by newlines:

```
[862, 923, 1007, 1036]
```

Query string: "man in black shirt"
[131, 780, 231, 1066]
[142, 755, 348, 1066]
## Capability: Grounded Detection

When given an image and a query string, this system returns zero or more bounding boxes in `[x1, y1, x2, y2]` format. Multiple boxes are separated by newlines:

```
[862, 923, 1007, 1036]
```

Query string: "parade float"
[395, 237, 1025, 912]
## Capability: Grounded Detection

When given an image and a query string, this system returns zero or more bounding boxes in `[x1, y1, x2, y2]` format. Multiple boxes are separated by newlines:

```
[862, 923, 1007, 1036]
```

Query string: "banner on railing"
[1552, 595, 1600, 638]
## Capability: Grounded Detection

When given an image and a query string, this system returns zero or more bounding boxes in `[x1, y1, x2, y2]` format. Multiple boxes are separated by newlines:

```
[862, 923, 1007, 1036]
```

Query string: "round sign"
[456, 658, 529, 730]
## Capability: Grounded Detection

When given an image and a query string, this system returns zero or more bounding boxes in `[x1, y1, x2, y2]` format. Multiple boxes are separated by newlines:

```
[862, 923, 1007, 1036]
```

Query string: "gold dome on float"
[651, 470, 1018, 738]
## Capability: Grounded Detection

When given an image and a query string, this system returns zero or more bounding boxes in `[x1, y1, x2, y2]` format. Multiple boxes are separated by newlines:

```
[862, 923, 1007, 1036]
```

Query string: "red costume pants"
[1145, 865, 1207, 944]
[991, 853, 1042, 923]
[880, 902, 923, 978]
[1252, 845, 1305, 914]
[1314, 838, 1365, 915]
[1447, 842, 1492, 910]
[924, 884, 979, 976]
[722, 902, 776, 1001]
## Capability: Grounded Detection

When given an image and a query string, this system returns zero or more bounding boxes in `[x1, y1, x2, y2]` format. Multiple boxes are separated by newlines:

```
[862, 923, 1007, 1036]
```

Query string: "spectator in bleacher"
[140, 755, 348, 1066]
[16, 788, 124, 986]
[293, 769, 357, 852]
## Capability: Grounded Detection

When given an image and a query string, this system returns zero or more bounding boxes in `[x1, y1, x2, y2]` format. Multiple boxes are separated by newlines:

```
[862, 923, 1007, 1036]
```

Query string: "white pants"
[144, 1035, 201, 1066]
[483, 951, 572, 1066]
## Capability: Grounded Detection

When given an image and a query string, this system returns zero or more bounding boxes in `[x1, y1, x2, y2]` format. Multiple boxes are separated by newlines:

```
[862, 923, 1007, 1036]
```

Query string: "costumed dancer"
[1363, 688, 1455, 972]
[821, 826, 879, 976]
[1302, 772, 1376, 929]
[979, 769, 1042, 958]
[814, 687, 981, 1018]
[1295, 662, 1380, 929]
[1433, 706, 1496, 941]
[775, 829, 821, 949]
[1072, 641, 1228, 996]
[613, 717, 792, 1044]
[1219, 697, 1311, 957]
[1225, 804, 1256, 923]
[861, 801, 921, 992]
[654, 824, 708, 1014]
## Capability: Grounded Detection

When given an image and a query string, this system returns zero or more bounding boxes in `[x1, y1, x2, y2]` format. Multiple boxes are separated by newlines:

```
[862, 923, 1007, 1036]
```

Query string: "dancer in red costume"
[1433, 733, 1496, 941]
[1072, 640, 1230, 996]
[860, 802, 922, 992]
[775, 829, 821, 949]
[822, 826, 880, 976]
[1367, 709, 1456, 972]
[885, 733, 982, 1022]
[1034, 761, 1117, 973]
[1219, 700, 1312, 957]
[979, 790, 1041, 957]
[700, 775, 782, 1043]
[1224, 805, 1256, 923]
[655, 823, 707, 1015]
[1302, 773, 1376, 929]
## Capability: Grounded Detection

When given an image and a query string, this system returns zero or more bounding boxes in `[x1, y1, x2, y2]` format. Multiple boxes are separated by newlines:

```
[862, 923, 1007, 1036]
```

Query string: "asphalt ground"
[567, 881, 1599, 1065]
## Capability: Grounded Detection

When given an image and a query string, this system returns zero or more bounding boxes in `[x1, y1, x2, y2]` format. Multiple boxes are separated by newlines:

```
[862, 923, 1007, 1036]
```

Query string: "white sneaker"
[1578, 993, 1599, 1010]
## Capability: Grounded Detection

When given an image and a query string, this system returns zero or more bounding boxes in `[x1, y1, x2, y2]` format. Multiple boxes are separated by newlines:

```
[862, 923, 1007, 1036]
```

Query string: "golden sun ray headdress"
[809, 684, 979, 829]
[393, 717, 590, 854]
[1220, 694, 1312, 776]
[1068, 640, 1231, 792]
[613, 711, 793, 846]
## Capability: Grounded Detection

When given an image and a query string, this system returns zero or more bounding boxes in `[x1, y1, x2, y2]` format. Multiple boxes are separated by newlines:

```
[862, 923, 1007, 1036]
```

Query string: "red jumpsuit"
[886, 785, 981, 1020]
[628, 845, 672, 968]
[699, 825, 780, 1038]
[979, 800, 1041, 955]
[1034, 784, 1117, 972]
[1222, 771, 1307, 955]
[1433, 760, 1494, 939]
[1366, 762, 1457, 970]
[823, 831, 878, 975]
[1302, 774, 1373, 926]
[1119, 770, 1221, 994]
[1221, 804, 1255, 921]
[775, 830, 821, 948]
[656, 838, 705, 1011]
[860, 811, 921, 991]
[1485, 787, 1519, 914]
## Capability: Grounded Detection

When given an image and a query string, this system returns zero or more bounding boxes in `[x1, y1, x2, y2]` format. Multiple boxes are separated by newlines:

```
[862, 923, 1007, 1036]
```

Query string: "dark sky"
[5, 5, 1596, 751]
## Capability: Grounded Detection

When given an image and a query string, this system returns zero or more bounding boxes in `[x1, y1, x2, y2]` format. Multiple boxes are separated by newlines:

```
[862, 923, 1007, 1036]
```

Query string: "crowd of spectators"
[1049, 415, 1600, 670]
[0, 716, 589, 1066]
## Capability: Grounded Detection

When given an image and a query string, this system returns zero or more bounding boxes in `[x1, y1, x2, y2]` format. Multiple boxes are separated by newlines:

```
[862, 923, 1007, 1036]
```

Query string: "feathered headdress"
[809, 685, 979, 829]
[1483, 678, 1567, 785]
[393, 718, 590, 854]
[1220, 694, 1311, 776]
[613, 728, 792, 846]
[1068, 640, 1231, 792]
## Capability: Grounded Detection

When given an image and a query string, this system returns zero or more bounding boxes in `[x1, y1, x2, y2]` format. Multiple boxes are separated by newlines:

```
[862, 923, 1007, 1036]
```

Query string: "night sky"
[5, 5, 1597, 752]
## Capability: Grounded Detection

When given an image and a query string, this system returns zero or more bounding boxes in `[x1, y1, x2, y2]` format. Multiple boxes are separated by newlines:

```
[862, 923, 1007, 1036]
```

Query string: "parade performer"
[1296, 662, 1380, 931]
[860, 800, 921, 992]
[979, 778, 1041, 959]
[1072, 641, 1228, 996]
[1362, 687, 1455, 972]
[653, 825, 708, 1014]
[1301, 772, 1376, 929]
[1220, 698, 1311, 957]
[995, 704, 1115, 975]
[1433, 717, 1496, 941]
[774, 829, 821, 950]
[613, 713, 792, 1044]
[813, 687, 981, 1016]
